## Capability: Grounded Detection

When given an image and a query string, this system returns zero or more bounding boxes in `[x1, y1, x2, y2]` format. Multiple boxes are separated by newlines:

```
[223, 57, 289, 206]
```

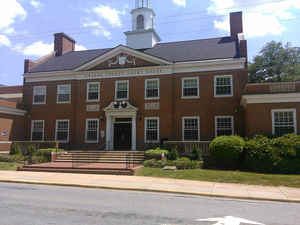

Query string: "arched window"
[137, 15, 144, 30]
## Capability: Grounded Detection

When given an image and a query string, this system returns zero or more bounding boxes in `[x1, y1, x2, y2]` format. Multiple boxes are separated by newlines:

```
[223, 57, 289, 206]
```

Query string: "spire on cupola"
[124, 0, 161, 49]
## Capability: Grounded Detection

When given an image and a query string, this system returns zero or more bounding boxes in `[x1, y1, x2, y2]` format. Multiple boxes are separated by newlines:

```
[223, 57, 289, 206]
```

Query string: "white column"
[132, 116, 136, 150]
[106, 115, 112, 150]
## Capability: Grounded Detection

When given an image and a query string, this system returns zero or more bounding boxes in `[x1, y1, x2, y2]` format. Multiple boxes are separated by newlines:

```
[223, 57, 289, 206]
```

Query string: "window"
[31, 120, 44, 141]
[182, 77, 199, 98]
[87, 82, 100, 102]
[57, 84, 71, 103]
[182, 117, 200, 141]
[85, 119, 99, 143]
[33, 86, 46, 104]
[145, 79, 159, 99]
[145, 117, 159, 143]
[215, 116, 234, 137]
[115, 80, 129, 100]
[272, 109, 297, 136]
[56, 120, 70, 142]
[137, 15, 144, 30]
[214, 75, 233, 97]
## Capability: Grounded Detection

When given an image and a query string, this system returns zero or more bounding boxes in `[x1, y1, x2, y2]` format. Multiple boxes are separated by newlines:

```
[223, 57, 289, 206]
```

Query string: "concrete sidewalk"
[0, 170, 300, 203]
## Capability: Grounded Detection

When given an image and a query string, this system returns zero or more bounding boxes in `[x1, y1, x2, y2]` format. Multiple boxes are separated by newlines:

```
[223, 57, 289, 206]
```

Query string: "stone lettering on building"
[145, 102, 160, 110]
[86, 105, 100, 112]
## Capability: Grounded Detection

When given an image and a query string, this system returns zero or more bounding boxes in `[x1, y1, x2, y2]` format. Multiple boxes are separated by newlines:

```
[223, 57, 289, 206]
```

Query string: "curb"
[1, 179, 299, 204]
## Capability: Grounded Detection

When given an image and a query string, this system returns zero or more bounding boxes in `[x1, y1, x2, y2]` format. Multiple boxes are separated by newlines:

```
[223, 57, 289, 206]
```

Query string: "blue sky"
[0, 0, 300, 85]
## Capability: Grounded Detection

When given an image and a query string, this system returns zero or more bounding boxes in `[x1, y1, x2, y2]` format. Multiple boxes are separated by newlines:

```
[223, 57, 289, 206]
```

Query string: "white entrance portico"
[104, 101, 138, 150]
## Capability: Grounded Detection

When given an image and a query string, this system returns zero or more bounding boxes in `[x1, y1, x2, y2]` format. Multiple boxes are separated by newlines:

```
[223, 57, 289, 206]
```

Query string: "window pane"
[216, 117, 233, 136]
[183, 79, 198, 97]
[88, 83, 99, 101]
[56, 121, 69, 141]
[184, 118, 199, 141]
[215, 77, 232, 96]
[86, 120, 98, 142]
[33, 86, 46, 103]
[145, 119, 159, 142]
[274, 111, 295, 136]
[116, 82, 128, 99]
[58, 94, 70, 102]
[32, 121, 44, 141]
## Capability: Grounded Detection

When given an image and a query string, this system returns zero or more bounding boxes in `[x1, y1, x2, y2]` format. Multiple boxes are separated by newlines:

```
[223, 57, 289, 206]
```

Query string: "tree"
[248, 41, 300, 83]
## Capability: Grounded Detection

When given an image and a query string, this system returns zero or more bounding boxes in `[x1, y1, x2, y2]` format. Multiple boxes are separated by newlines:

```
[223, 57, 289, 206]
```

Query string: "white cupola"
[125, 0, 161, 49]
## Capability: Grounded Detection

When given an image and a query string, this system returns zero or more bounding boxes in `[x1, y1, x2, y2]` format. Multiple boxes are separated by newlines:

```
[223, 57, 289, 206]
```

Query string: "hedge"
[145, 148, 169, 160]
[143, 158, 203, 170]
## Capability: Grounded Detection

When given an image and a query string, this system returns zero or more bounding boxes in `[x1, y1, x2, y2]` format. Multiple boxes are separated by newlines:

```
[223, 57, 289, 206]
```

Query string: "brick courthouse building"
[19, 1, 300, 151]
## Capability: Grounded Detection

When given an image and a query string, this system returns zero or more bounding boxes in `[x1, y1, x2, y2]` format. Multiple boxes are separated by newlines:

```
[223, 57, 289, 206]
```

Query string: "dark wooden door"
[113, 123, 132, 150]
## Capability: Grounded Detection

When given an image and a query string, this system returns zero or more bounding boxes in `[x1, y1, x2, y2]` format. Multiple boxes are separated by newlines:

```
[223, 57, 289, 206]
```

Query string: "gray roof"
[29, 37, 239, 73]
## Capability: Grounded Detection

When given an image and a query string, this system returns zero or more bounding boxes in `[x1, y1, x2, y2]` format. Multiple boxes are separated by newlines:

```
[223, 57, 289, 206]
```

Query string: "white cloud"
[92, 5, 125, 27]
[0, 35, 11, 47]
[207, 0, 300, 38]
[13, 41, 87, 57]
[0, 0, 27, 30]
[30, 0, 42, 12]
[173, 0, 186, 7]
[82, 21, 112, 39]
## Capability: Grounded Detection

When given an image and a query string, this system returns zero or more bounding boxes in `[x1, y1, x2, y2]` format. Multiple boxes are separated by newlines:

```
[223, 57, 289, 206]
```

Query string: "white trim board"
[0, 93, 23, 99]
[24, 58, 246, 83]
[242, 93, 300, 106]
[0, 106, 26, 116]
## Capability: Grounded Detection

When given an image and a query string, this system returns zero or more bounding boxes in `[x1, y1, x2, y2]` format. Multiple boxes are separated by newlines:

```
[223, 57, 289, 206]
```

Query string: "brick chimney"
[230, 12, 243, 39]
[24, 59, 36, 73]
[54, 33, 75, 56]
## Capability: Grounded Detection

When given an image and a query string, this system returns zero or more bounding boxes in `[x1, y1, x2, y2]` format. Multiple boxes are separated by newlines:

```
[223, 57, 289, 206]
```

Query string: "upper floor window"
[145, 117, 159, 143]
[182, 117, 200, 141]
[56, 120, 70, 142]
[57, 84, 71, 103]
[85, 119, 99, 143]
[137, 15, 144, 30]
[182, 77, 199, 98]
[215, 116, 234, 137]
[87, 82, 100, 102]
[31, 120, 44, 141]
[214, 75, 233, 97]
[272, 109, 296, 136]
[145, 79, 159, 99]
[115, 80, 129, 100]
[33, 86, 46, 104]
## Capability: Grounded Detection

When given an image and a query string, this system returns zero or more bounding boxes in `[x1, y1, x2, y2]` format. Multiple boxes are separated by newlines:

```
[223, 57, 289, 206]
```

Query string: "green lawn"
[136, 167, 300, 188]
[0, 162, 22, 171]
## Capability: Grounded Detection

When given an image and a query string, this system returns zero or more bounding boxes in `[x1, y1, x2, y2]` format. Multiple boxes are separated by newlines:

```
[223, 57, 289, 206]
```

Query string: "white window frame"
[115, 80, 129, 101]
[57, 84, 71, 104]
[33, 86, 46, 105]
[215, 116, 234, 137]
[182, 116, 200, 141]
[31, 120, 45, 141]
[144, 117, 160, 143]
[272, 109, 297, 136]
[181, 77, 199, 99]
[86, 82, 100, 102]
[55, 120, 70, 143]
[85, 119, 99, 143]
[145, 78, 160, 100]
[214, 75, 233, 97]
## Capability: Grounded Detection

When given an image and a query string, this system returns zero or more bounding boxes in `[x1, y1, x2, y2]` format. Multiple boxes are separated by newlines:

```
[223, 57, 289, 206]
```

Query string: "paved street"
[0, 183, 299, 225]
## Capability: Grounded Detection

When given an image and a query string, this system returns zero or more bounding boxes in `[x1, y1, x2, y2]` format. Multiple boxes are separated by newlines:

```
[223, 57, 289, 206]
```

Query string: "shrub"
[167, 147, 179, 160]
[143, 158, 203, 170]
[0, 154, 24, 163]
[145, 148, 168, 160]
[210, 136, 245, 170]
[191, 147, 202, 161]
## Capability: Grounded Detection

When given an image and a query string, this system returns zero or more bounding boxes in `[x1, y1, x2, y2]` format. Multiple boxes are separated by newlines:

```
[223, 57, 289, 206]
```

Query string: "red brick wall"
[23, 69, 248, 149]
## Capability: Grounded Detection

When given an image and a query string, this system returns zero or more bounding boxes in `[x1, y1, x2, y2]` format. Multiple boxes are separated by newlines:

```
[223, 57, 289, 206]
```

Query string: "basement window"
[57, 84, 71, 103]
[31, 120, 44, 141]
[56, 120, 70, 142]
[214, 75, 233, 97]
[145, 117, 159, 143]
[33, 86, 46, 104]
[85, 119, 99, 143]
[87, 82, 100, 102]
[182, 77, 199, 98]
[182, 117, 200, 141]
[215, 116, 234, 137]
[272, 109, 296, 136]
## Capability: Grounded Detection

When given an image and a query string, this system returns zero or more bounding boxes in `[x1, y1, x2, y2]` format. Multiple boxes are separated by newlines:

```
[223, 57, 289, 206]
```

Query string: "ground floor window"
[56, 120, 70, 142]
[145, 117, 159, 143]
[215, 116, 234, 136]
[272, 109, 296, 136]
[182, 117, 200, 141]
[85, 119, 99, 143]
[31, 120, 44, 141]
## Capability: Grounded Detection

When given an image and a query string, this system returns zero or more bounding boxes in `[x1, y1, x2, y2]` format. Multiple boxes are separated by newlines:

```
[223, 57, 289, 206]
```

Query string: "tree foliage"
[249, 41, 300, 83]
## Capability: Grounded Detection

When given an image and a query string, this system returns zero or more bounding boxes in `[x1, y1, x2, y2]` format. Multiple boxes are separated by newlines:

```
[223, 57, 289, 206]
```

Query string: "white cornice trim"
[24, 58, 246, 83]
[241, 93, 300, 106]
[0, 93, 23, 99]
[0, 106, 26, 116]
[74, 45, 171, 71]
